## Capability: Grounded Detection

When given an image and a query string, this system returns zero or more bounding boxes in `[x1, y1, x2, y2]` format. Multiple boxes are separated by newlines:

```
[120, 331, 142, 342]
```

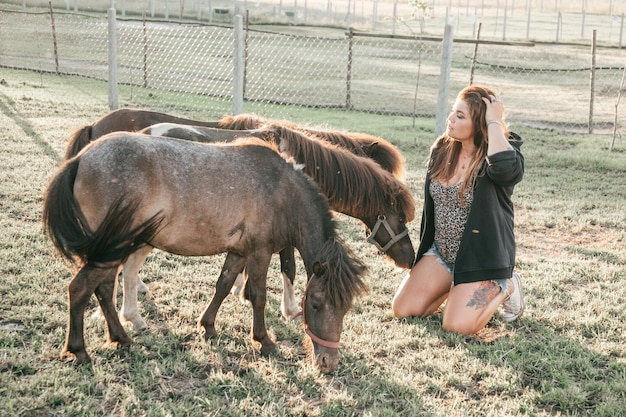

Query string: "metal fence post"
[435, 24, 454, 137]
[346, 28, 354, 110]
[108, 8, 118, 110]
[233, 15, 244, 115]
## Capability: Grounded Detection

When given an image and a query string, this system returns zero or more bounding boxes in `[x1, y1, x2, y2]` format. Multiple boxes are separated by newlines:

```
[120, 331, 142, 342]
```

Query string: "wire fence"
[5, 0, 626, 45]
[0, 6, 625, 137]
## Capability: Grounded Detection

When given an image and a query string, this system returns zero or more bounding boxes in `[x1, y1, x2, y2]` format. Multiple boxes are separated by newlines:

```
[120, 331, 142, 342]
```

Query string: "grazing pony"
[42, 133, 367, 373]
[62, 108, 414, 327]
[133, 122, 415, 324]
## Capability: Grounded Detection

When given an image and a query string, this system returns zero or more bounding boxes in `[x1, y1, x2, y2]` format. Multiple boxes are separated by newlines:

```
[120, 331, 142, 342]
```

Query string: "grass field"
[0, 68, 625, 416]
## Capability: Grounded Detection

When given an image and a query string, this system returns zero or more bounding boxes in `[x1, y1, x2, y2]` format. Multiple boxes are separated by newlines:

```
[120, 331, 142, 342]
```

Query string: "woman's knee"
[391, 294, 413, 318]
[391, 293, 427, 318]
[441, 315, 482, 336]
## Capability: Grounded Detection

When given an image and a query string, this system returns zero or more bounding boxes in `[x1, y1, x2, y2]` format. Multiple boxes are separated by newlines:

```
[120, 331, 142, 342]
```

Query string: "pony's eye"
[309, 295, 323, 312]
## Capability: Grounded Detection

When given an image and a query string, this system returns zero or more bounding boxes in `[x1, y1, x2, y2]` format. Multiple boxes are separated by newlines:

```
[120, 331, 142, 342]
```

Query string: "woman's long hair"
[428, 85, 510, 202]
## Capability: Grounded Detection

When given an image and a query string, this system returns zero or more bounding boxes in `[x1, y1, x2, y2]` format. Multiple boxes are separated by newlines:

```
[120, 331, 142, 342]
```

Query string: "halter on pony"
[292, 272, 341, 349]
[366, 215, 409, 254]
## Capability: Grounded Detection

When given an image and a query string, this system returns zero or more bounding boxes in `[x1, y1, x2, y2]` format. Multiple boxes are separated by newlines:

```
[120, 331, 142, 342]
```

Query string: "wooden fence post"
[436, 24, 454, 137]
[48, 2, 59, 74]
[108, 8, 118, 110]
[611, 64, 626, 151]
[589, 29, 596, 134]
[469, 22, 482, 85]
[233, 15, 244, 115]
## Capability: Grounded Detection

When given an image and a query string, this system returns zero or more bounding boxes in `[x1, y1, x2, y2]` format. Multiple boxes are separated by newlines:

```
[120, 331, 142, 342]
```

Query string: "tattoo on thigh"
[466, 281, 499, 309]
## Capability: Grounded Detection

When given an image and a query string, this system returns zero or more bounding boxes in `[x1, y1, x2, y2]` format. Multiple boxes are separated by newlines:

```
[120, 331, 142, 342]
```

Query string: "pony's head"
[275, 125, 416, 269]
[300, 238, 367, 373]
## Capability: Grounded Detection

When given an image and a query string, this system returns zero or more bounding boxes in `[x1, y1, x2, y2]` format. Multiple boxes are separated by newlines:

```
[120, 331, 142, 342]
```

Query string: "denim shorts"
[423, 243, 509, 293]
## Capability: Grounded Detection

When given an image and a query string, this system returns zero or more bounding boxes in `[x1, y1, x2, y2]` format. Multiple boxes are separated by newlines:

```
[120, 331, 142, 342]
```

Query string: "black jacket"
[414, 132, 525, 285]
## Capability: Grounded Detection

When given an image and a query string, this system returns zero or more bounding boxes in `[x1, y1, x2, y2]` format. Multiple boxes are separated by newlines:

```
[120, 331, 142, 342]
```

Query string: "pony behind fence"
[43, 133, 367, 373]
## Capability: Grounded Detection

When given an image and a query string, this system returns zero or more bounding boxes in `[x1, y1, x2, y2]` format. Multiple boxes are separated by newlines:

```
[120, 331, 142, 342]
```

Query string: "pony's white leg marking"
[120, 246, 152, 330]
[281, 273, 300, 320]
[231, 270, 252, 307]
[230, 272, 245, 297]
[137, 278, 149, 293]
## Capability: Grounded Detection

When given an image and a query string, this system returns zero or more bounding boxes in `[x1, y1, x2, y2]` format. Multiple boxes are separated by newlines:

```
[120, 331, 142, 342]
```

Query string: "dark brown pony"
[64, 108, 221, 159]
[121, 123, 414, 327]
[63, 109, 406, 182]
[42, 133, 367, 373]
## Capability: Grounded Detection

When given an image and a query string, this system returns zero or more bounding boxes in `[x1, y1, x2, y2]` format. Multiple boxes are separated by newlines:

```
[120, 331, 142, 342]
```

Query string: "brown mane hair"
[316, 237, 368, 311]
[218, 113, 406, 180]
[274, 125, 415, 222]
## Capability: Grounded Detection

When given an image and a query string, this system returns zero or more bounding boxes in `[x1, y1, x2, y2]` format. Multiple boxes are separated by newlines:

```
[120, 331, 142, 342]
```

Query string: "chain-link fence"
[1, 6, 625, 136]
[5, 0, 626, 45]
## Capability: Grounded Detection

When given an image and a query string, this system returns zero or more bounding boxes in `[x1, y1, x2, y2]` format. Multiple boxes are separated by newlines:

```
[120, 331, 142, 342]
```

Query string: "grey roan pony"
[42, 133, 367, 373]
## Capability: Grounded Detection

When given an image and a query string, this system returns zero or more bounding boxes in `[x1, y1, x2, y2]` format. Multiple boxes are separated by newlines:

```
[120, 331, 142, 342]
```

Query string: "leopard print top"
[430, 179, 474, 265]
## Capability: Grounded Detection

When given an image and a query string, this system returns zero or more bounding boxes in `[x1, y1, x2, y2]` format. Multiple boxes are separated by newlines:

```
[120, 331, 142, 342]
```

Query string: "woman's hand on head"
[482, 94, 504, 122]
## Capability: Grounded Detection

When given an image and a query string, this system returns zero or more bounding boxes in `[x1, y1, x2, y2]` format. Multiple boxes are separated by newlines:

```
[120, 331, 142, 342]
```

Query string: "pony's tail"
[42, 159, 164, 266]
[63, 125, 92, 160]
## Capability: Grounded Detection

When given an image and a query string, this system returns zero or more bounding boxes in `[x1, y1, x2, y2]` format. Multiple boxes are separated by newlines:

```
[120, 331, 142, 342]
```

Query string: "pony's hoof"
[136, 280, 149, 294]
[198, 323, 218, 340]
[259, 340, 277, 356]
[238, 295, 252, 308]
[108, 335, 132, 349]
[121, 314, 148, 331]
[61, 349, 91, 365]
[282, 306, 302, 322]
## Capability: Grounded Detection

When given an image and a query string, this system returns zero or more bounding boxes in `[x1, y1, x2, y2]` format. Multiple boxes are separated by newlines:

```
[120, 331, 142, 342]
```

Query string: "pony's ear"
[362, 142, 379, 156]
[312, 261, 326, 277]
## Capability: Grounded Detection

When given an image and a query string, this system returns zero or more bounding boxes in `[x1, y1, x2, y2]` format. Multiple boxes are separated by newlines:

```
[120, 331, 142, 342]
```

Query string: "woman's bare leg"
[392, 255, 452, 318]
[442, 279, 513, 335]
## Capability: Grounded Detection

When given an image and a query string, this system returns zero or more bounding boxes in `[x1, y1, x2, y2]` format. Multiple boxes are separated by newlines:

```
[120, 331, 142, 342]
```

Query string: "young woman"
[392, 85, 525, 335]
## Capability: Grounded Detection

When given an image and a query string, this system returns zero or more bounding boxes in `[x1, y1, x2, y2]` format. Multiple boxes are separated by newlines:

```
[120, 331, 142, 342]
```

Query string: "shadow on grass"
[408, 313, 626, 416]
[0, 93, 62, 163]
[53, 291, 433, 416]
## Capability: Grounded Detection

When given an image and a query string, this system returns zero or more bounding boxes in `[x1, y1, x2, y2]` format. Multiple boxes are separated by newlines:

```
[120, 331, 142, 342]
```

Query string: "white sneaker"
[501, 273, 524, 323]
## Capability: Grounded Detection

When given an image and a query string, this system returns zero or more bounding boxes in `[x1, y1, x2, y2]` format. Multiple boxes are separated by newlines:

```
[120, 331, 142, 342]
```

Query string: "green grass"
[0, 68, 625, 416]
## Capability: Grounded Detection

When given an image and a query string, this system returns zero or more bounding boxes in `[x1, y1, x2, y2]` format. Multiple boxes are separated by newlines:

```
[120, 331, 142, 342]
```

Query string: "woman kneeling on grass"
[392, 85, 525, 335]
